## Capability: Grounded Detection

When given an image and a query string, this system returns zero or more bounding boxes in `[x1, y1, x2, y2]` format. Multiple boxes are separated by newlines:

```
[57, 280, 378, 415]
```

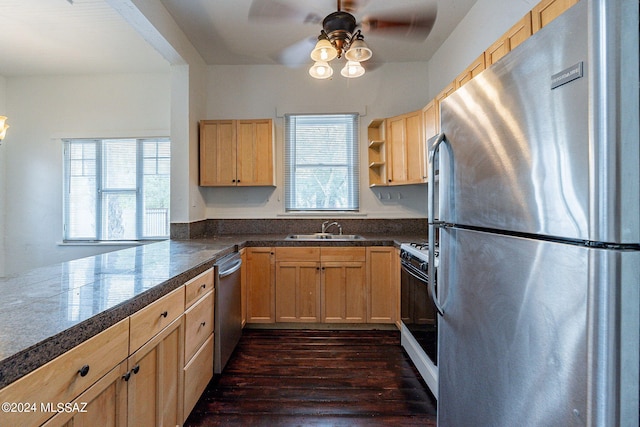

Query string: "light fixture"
[0, 116, 9, 142]
[309, 61, 334, 79]
[345, 33, 372, 62]
[308, 10, 372, 80]
[341, 60, 365, 78]
[310, 36, 338, 62]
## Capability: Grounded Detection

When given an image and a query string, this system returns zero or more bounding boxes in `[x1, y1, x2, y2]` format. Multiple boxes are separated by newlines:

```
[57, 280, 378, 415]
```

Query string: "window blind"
[284, 113, 359, 211]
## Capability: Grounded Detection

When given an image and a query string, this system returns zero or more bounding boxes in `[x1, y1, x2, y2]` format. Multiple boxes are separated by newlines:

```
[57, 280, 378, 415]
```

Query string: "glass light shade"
[310, 39, 337, 62]
[309, 61, 334, 79]
[340, 61, 365, 78]
[345, 39, 372, 62]
[0, 116, 8, 140]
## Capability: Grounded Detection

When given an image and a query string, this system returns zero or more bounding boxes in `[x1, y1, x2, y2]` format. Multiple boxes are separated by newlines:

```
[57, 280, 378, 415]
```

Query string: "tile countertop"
[0, 234, 419, 389]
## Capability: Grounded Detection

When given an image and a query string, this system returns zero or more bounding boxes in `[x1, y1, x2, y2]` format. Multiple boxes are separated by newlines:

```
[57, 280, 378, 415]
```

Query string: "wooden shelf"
[367, 119, 386, 187]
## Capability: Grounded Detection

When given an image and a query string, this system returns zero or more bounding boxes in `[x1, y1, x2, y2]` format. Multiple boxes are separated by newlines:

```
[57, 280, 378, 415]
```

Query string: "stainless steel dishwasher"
[214, 252, 243, 374]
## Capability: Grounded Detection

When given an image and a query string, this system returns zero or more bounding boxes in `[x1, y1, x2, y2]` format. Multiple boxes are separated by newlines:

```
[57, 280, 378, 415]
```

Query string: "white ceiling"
[0, 0, 477, 77]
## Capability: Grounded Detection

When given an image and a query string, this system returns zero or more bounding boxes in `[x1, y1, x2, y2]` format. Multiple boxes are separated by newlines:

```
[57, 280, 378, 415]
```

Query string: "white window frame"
[62, 137, 170, 242]
[284, 113, 360, 212]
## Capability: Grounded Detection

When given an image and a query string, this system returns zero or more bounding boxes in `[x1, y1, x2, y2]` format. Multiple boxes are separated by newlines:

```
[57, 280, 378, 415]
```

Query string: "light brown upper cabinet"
[199, 119, 275, 186]
[386, 109, 425, 185]
[455, 53, 486, 89]
[422, 100, 438, 141]
[434, 81, 456, 131]
[532, 0, 579, 32]
[485, 13, 533, 66]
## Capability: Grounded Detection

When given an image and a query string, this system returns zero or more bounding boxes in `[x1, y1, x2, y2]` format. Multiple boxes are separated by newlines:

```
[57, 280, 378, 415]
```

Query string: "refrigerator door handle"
[428, 133, 445, 225]
[428, 133, 446, 316]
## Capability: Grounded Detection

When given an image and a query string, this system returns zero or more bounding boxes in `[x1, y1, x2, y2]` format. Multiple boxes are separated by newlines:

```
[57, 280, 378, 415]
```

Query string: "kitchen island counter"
[0, 233, 417, 389]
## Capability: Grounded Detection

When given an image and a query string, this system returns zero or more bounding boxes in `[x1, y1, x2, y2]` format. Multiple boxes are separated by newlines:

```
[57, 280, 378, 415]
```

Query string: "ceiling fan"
[249, 0, 437, 78]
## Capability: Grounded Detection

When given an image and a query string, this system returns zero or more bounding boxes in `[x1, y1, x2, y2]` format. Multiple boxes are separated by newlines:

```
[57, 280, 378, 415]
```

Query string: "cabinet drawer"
[321, 247, 366, 262]
[130, 286, 185, 352]
[184, 290, 214, 362]
[185, 268, 214, 309]
[275, 246, 320, 261]
[0, 318, 129, 427]
[183, 334, 214, 421]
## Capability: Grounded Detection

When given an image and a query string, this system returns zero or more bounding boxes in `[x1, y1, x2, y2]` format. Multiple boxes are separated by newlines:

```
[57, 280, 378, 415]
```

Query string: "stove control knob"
[419, 261, 428, 271]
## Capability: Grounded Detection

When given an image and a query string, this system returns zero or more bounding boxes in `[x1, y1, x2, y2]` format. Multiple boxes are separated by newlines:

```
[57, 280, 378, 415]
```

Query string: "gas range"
[400, 242, 432, 261]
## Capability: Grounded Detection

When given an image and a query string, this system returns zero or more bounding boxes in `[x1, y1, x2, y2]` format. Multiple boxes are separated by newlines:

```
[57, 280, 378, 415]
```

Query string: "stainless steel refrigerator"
[427, 0, 639, 425]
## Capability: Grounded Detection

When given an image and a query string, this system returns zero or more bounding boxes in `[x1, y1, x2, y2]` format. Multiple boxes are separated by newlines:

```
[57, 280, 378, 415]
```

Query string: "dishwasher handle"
[218, 257, 242, 278]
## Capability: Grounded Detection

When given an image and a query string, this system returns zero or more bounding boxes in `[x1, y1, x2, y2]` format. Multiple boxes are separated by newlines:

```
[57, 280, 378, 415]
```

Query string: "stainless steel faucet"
[321, 221, 342, 235]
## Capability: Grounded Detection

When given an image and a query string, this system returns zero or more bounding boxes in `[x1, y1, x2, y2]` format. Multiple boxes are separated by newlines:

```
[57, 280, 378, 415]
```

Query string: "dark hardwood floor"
[184, 329, 437, 426]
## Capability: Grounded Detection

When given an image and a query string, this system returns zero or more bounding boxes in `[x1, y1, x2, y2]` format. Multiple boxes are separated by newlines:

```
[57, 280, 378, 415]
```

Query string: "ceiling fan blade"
[340, 0, 370, 13]
[273, 36, 317, 68]
[362, 5, 437, 41]
[249, 0, 321, 24]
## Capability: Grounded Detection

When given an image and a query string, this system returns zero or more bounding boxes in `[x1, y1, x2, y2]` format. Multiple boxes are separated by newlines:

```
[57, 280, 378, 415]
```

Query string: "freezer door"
[439, 0, 640, 244]
[437, 228, 589, 426]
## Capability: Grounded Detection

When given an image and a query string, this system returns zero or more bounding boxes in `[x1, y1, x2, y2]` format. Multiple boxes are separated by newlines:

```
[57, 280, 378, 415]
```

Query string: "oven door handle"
[401, 262, 428, 283]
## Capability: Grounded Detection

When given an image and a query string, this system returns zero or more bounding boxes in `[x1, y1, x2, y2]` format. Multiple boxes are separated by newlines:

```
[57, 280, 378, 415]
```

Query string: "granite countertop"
[0, 233, 417, 389]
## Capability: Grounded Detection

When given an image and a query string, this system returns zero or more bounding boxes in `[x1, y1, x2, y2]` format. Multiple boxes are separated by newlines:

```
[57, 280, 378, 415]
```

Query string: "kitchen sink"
[285, 233, 365, 240]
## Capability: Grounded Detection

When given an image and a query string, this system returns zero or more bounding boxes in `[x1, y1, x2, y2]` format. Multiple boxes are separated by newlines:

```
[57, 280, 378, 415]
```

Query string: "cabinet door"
[183, 334, 213, 422]
[532, 0, 579, 32]
[423, 100, 438, 141]
[199, 120, 236, 186]
[321, 262, 367, 323]
[42, 361, 128, 427]
[435, 81, 455, 132]
[455, 53, 486, 89]
[236, 119, 274, 186]
[127, 317, 184, 427]
[404, 111, 425, 184]
[276, 261, 321, 322]
[485, 14, 532, 66]
[386, 111, 424, 185]
[245, 247, 276, 323]
[386, 116, 407, 184]
[367, 247, 398, 324]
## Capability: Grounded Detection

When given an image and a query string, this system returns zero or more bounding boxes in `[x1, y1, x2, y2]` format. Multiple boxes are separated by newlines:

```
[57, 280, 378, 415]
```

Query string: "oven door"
[400, 260, 438, 365]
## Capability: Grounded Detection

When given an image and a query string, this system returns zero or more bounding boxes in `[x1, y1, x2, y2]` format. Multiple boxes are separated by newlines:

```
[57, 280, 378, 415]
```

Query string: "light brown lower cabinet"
[276, 260, 322, 322]
[271, 247, 385, 324]
[3, 285, 195, 427]
[126, 316, 184, 427]
[275, 247, 321, 322]
[245, 247, 276, 323]
[367, 247, 399, 324]
[321, 248, 367, 323]
[46, 317, 185, 427]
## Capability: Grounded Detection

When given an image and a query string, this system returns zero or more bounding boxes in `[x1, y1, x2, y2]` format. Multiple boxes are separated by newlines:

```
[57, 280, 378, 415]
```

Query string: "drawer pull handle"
[132, 364, 140, 375]
[201, 321, 206, 327]
[78, 365, 90, 377]
[122, 371, 131, 381]
[200, 284, 207, 290]
[160, 311, 168, 318]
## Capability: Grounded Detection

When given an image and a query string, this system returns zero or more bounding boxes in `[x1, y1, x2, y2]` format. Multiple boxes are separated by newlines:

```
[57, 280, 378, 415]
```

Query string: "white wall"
[4, 72, 170, 275]
[0, 76, 6, 276]
[201, 62, 431, 219]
